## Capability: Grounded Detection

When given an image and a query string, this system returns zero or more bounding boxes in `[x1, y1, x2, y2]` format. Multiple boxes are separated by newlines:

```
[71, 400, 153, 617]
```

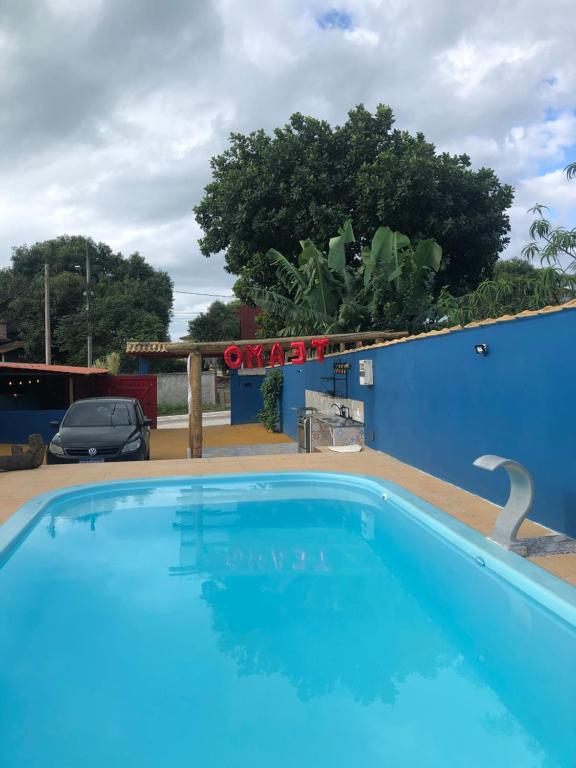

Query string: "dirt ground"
[0, 424, 293, 461]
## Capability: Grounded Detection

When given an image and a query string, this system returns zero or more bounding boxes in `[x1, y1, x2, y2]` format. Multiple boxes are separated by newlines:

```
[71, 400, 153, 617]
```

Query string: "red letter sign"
[224, 345, 243, 369]
[244, 344, 264, 368]
[310, 338, 329, 362]
[289, 341, 307, 364]
[268, 342, 285, 366]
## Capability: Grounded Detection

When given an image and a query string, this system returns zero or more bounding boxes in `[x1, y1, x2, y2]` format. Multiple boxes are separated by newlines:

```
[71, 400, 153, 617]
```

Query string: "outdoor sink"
[313, 414, 360, 427]
[300, 412, 366, 452]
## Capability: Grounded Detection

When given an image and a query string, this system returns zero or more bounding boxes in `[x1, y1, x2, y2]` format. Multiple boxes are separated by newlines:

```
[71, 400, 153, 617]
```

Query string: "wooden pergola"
[126, 330, 407, 459]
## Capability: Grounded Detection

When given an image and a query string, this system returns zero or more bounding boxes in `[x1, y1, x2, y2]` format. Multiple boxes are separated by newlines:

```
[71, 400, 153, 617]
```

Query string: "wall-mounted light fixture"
[474, 343, 488, 356]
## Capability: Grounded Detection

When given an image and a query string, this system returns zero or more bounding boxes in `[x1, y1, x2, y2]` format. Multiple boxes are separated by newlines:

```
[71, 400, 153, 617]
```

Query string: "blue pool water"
[0, 473, 575, 767]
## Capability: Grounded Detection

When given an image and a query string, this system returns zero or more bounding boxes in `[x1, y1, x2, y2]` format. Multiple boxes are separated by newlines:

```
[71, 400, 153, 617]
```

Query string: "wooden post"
[44, 262, 51, 365]
[68, 377, 74, 406]
[188, 351, 203, 458]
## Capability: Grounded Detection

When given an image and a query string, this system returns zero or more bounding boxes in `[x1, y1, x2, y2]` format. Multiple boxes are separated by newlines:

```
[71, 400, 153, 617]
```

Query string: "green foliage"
[259, 369, 283, 432]
[187, 299, 241, 341]
[434, 163, 576, 328]
[157, 402, 225, 416]
[94, 351, 122, 374]
[433, 260, 576, 327]
[195, 104, 513, 300]
[0, 235, 173, 366]
[248, 221, 442, 334]
[521, 163, 576, 274]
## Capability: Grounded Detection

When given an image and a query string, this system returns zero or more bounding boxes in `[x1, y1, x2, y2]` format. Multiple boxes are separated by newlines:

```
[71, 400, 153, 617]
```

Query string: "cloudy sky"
[0, 0, 574, 340]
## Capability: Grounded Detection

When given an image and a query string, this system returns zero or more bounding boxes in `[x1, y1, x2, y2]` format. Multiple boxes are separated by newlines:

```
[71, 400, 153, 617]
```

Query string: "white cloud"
[344, 27, 379, 46]
[437, 40, 549, 98]
[439, 111, 576, 177]
[0, 0, 575, 340]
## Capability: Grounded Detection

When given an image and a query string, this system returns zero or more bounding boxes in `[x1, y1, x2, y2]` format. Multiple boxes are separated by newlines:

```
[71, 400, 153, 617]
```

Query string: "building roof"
[0, 362, 108, 375]
[0, 340, 25, 355]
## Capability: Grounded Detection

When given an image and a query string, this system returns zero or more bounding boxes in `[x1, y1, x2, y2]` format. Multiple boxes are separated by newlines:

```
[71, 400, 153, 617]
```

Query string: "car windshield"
[63, 402, 134, 427]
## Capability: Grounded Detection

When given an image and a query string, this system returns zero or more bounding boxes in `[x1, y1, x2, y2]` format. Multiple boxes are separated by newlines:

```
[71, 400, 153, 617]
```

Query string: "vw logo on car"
[88, 447, 98, 456]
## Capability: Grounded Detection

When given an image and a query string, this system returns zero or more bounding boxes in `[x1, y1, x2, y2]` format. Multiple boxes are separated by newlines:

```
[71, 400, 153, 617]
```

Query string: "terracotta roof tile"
[536, 305, 562, 314]
[514, 310, 537, 318]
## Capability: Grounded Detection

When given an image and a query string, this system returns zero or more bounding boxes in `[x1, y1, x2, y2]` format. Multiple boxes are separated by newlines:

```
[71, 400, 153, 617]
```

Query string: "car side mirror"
[49, 420, 60, 428]
[142, 418, 153, 427]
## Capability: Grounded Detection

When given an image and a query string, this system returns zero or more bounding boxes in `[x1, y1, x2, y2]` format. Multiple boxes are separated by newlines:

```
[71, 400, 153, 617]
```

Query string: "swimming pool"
[0, 472, 574, 767]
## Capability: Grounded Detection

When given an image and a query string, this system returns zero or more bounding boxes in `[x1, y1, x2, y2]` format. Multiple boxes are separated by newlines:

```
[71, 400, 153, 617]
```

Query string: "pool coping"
[2, 470, 575, 629]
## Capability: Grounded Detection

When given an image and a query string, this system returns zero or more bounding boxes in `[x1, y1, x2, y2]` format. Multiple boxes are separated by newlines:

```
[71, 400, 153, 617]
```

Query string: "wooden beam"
[126, 330, 409, 358]
[188, 351, 203, 459]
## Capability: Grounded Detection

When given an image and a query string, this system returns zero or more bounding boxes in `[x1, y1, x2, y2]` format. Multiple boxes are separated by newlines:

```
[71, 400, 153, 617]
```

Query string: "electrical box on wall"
[359, 359, 373, 386]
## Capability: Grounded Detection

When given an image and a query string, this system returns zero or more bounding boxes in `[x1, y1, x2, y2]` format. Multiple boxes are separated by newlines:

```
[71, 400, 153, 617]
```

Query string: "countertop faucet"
[332, 403, 350, 419]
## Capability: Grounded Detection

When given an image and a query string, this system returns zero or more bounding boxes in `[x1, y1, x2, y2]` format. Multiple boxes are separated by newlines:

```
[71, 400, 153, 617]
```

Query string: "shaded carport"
[0, 362, 108, 443]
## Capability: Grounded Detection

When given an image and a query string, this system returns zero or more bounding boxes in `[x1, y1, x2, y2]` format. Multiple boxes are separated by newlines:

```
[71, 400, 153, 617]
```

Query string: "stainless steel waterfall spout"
[473, 455, 535, 552]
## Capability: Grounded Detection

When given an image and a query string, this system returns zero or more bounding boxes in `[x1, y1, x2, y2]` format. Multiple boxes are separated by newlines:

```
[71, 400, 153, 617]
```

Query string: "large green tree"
[187, 299, 241, 341]
[0, 235, 173, 366]
[195, 104, 513, 300]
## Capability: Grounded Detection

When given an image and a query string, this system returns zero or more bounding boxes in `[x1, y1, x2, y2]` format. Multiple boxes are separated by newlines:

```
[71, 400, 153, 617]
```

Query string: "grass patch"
[157, 403, 228, 416]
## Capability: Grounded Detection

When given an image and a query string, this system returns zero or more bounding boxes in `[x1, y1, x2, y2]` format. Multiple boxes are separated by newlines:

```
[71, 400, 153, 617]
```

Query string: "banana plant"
[248, 220, 442, 335]
[361, 227, 442, 310]
[362, 227, 410, 292]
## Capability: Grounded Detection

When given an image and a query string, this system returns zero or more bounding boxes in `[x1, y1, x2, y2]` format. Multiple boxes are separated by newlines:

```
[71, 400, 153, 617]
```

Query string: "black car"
[47, 397, 152, 464]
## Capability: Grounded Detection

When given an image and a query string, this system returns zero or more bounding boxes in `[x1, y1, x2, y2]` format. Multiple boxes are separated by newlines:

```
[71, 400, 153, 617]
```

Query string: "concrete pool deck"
[1, 446, 575, 587]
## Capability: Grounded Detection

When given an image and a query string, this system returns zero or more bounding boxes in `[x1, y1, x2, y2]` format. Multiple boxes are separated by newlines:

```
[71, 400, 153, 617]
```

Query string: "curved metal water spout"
[473, 455, 535, 551]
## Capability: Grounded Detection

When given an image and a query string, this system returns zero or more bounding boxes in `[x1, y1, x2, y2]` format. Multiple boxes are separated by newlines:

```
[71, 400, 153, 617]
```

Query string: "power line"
[173, 290, 234, 298]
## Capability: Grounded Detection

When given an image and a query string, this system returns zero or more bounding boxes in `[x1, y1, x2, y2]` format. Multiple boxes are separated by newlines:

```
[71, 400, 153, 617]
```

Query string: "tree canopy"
[187, 300, 241, 341]
[0, 235, 173, 366]
[195, 104, 513, 300]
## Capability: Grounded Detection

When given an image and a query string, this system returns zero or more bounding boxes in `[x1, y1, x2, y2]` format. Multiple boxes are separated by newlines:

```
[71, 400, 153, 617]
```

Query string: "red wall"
[237, 305, 262, 339]
[76, 374, 158, 427]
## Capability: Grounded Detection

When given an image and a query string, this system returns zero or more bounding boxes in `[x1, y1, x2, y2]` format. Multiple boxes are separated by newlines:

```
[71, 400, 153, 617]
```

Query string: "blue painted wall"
[0, 410, 66, 443]
[137, 357, 151, 374]
[279, 309, 576, 535]
[230, 370, 265, 424]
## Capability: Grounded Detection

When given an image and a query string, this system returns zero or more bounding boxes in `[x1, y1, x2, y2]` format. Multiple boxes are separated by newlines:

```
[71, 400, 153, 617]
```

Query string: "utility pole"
[85, 239, 92, 367]
[44, 261, 52, 365]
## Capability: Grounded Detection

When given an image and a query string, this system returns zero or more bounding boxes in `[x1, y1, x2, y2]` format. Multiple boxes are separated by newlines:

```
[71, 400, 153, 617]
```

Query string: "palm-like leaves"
[247, 221, 443, 335]
[328, 219, 355, 287]
[248, 286, 334, 336]
[363, 226, 411, 289]
[522, 164, 576, 272]
[435, 268, 576, 327]
[267, 248, 307, 301]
